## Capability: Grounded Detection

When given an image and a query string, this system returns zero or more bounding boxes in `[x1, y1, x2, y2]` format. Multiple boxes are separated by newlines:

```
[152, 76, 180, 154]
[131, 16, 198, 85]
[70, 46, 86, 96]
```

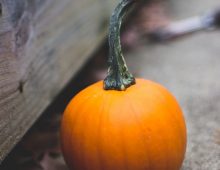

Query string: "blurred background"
[0, 0, 220, 170]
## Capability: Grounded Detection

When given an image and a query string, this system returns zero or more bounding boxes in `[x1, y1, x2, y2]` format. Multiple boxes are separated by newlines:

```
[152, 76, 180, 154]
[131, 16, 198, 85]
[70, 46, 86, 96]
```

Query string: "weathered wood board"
[0, 0, 117, 162]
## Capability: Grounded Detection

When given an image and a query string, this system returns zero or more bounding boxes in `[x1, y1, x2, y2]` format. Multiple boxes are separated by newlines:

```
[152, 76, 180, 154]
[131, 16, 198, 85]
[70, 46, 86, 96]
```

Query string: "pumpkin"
[61, 0, 187, 170]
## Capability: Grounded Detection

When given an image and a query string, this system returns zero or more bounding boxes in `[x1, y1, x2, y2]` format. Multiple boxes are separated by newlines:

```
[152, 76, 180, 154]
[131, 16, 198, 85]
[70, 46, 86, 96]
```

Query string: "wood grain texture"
[0, 0, 117, 162]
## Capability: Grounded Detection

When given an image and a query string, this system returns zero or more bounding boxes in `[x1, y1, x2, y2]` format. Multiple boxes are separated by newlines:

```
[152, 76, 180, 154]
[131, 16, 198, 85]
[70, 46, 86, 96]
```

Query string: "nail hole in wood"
[0, 3, 2, 17]
[18, 81, 24, 93]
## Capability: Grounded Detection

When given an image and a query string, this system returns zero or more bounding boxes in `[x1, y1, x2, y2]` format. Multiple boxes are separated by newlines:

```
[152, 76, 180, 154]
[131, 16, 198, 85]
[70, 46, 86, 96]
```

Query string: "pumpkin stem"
[104, 0, 136, 91]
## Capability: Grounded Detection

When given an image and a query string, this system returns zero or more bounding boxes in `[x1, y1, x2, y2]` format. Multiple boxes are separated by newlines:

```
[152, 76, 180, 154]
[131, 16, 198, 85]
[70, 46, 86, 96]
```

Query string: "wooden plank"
[0, 0, 117, 162]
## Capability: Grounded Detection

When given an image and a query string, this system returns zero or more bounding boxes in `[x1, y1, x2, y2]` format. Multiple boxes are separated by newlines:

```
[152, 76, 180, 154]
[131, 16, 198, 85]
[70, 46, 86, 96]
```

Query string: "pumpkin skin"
[61, 79, 186, 170]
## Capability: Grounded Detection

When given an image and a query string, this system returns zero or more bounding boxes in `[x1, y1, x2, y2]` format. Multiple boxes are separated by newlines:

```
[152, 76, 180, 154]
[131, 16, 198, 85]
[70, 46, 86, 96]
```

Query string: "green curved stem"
[104, 0, 136, 91]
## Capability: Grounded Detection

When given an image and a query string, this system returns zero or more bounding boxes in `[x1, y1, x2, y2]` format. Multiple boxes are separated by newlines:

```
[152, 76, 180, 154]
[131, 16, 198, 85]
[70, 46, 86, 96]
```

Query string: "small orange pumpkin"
[61, 79, 186, 170]
[61, 0, 187, 170]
